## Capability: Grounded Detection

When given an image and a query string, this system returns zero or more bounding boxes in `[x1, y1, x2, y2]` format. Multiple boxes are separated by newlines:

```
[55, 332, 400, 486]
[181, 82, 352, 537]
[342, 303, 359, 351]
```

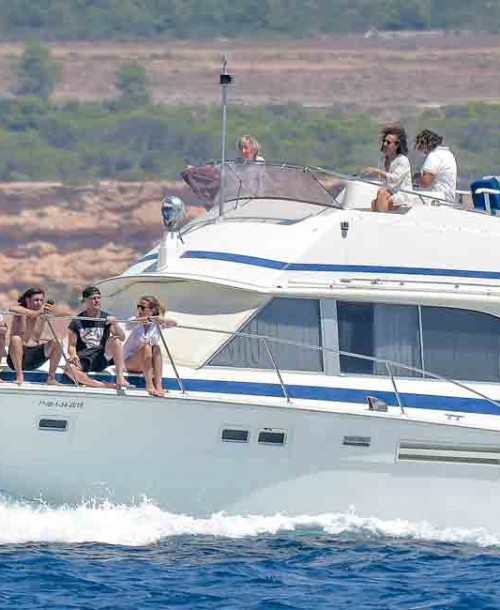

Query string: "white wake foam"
[0, 497, 497, 547]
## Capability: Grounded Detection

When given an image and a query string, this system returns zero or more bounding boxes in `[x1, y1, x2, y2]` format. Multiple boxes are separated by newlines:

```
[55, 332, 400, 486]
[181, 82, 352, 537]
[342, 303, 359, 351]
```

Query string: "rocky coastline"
[0, 180, 200, 307]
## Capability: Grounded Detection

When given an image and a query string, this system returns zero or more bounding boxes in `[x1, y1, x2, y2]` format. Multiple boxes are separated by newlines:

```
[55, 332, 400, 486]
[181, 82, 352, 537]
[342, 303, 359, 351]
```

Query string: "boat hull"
[0, 383, 498, 531]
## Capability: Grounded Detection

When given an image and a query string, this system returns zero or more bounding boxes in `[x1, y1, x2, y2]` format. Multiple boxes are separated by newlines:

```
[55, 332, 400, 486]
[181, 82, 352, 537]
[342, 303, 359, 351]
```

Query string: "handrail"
[263, 338, 290, 404]
[1, 309, 499, 414]
[317, 167, 463, 209]
[174, 321, 500, 413]
[44, 316, 79, 387]
[183, 161, 473, 217]
[386, 362, 405, 415]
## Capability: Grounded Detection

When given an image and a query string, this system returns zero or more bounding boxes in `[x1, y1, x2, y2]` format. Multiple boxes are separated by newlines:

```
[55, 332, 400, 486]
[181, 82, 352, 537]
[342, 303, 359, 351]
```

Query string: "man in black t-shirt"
[67, 285, 127, 388]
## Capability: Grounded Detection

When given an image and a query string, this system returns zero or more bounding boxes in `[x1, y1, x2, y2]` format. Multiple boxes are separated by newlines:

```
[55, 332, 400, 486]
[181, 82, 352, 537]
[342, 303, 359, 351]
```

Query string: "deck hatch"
[398, 441, 500, 465]
[38, 418, 68, 431]
[221, 428, 249, 443]
[343, 436, 371, 447]
[258, 430, 286, 445]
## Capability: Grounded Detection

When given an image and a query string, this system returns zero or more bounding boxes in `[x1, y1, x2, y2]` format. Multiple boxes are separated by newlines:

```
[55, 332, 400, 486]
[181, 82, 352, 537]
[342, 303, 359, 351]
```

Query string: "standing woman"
[124, 295, 176, 397]
[363, 125, 413, 212]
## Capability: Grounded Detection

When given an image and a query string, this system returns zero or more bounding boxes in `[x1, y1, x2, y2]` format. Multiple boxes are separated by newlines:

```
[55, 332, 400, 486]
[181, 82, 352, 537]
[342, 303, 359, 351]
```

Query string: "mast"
[219, 54, 233, 217]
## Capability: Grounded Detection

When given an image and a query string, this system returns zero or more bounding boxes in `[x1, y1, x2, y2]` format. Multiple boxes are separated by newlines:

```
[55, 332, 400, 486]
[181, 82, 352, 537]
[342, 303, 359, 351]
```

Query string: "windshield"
[181, 162, 341, 223]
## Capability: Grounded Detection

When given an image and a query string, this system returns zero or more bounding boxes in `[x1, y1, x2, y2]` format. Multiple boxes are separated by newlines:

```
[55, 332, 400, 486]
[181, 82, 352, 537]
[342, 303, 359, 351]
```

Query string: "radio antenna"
[219, 54, 233, 217]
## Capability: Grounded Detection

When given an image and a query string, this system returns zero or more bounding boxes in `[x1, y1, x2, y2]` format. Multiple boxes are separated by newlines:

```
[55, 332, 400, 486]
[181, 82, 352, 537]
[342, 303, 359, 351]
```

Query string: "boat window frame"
[205, 295, 325, 373]
[335, 299, 500, 382]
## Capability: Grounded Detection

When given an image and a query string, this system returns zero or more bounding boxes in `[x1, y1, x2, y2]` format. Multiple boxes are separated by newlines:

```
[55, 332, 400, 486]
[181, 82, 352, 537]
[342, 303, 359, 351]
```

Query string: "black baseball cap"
[81, 286, 101, 300]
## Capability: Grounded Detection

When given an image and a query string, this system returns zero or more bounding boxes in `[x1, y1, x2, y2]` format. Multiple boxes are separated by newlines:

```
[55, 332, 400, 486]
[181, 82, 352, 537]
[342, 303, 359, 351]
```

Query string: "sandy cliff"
[0, 180, 199, 307]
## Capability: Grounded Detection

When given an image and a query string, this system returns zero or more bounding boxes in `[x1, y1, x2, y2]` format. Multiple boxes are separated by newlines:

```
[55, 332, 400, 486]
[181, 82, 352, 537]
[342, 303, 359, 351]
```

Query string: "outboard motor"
[158, 195, 186, 268]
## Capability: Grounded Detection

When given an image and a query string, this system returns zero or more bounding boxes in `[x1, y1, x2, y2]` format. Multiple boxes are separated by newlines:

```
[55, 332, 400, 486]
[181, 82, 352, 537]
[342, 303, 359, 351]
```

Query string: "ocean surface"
[1, 497, 500, 609]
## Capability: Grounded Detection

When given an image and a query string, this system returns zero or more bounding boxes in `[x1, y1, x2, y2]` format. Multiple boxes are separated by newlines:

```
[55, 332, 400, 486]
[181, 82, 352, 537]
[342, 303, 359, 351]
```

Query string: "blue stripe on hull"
[181, 250, 500, 281]
[165, 378, 500, 416]
[135, 252, 158, 265]
[10, 371, 498, 416]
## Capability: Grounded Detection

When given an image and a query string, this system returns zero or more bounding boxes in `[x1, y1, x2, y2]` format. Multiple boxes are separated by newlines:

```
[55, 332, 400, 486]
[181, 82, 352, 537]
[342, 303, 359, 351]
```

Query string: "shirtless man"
[8, 286, 63, 385]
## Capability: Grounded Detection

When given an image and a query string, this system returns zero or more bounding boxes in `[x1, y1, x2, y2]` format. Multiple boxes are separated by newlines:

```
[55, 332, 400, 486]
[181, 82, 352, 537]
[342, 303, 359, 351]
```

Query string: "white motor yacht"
[1, 160, 500, 533]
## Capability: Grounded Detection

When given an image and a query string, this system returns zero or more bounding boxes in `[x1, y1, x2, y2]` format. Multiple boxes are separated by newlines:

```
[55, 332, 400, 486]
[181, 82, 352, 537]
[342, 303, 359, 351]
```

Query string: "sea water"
[0, 496, 499, 609]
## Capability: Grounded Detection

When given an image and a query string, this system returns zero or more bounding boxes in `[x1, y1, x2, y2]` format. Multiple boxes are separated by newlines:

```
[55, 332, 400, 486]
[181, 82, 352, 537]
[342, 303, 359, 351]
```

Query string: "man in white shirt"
[415, 129, 457, 204]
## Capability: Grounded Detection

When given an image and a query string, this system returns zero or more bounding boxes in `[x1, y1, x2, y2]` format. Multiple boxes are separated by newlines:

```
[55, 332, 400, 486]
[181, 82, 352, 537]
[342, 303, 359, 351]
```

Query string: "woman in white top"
[124, 295, 176, 397]
[363, 125, 413, 212]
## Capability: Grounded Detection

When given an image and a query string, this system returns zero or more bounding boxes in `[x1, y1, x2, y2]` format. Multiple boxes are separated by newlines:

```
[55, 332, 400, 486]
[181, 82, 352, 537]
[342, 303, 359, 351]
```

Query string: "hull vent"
[258, 430, 286, 445]
[343, 436, 371, 447]
[221, 429, 249, 443]
[398, 441, 500, 465]
[38, 418, 68, 431]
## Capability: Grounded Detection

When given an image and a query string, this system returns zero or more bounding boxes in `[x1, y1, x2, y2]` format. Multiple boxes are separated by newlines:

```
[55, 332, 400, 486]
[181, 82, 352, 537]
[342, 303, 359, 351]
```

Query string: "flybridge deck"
[114, 164, 500, 306]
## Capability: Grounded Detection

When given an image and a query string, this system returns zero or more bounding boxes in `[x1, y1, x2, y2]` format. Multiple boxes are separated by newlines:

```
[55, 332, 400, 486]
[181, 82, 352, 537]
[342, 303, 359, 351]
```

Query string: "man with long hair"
[8, 286, 63, 385]
[363, 124, 413, 212]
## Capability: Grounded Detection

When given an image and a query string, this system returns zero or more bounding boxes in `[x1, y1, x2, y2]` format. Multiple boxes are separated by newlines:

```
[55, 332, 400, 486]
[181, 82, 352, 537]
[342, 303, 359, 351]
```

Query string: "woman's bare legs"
[126, 345, 164, 397]
[372, 187, 394, 212]
[152, 345, 165, 397]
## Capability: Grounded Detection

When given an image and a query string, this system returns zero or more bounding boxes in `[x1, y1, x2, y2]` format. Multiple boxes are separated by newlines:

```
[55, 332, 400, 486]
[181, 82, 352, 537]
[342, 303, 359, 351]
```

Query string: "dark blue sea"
[1, 498, 500, 609]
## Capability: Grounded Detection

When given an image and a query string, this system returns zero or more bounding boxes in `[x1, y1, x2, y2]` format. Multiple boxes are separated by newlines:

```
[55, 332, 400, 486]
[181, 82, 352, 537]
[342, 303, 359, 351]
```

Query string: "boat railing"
[1, 309, 499, 414]
[151, 319, 500, 415]
[182, 161, 476, 224]
[316, 167, 472, 210]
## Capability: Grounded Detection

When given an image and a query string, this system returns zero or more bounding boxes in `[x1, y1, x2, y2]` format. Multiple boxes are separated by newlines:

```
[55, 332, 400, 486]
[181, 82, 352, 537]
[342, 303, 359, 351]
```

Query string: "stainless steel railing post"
[385, 361, 405, 415]
[45, 316, 79, 387]
[263, 338, 290, 403]
[154, 319, 185, 394]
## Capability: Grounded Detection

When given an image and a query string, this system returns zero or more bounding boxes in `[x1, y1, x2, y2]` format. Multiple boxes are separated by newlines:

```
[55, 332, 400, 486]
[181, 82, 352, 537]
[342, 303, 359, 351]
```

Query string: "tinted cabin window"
[338, 302, 422, 376]
[337, 301, 500, 382]
[210, 298, 323, 372]
[421, 307, 500, 382]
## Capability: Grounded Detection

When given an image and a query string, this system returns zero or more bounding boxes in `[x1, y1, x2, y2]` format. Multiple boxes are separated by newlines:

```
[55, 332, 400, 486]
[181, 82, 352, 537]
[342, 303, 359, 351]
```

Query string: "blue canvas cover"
[471, 176, 500, 213]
